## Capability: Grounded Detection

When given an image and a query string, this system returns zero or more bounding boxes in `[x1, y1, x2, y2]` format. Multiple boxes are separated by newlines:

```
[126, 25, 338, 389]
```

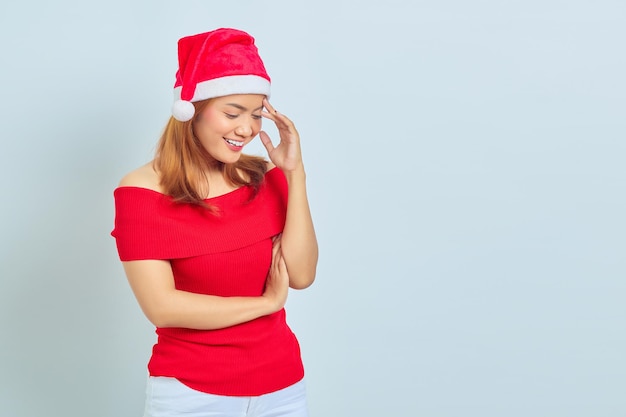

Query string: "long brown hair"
[154, 99, 267, 210]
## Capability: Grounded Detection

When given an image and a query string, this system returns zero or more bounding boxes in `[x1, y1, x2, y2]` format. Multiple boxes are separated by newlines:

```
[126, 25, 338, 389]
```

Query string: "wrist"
[282, 164, 306, 183]
[259, 293, 280, 315]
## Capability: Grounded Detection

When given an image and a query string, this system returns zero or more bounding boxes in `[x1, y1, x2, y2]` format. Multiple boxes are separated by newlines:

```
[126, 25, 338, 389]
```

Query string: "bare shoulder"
[118, 162, 162, 192]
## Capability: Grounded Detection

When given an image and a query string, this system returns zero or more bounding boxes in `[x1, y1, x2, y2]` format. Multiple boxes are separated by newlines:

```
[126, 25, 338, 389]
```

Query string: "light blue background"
[1, 1, 624, 416]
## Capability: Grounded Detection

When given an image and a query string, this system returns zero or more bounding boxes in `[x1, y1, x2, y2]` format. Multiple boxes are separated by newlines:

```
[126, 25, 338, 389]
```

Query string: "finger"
[263, 99, 294, 129]
[274, 239, 282, 254]
[263, 98, 277, 114]
[277, 256, 289, 280]
[259, 131, 275, 153]
[261, 111, 290, 133]
[262, 110, 293, 130]
[272, 240, 282, 262]
[274, 111, 294, 126]
[261, 110, 278, 122]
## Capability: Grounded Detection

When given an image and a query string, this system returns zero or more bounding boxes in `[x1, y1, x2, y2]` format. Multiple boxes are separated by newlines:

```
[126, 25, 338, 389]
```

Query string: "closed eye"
[224, 113, 262, 120]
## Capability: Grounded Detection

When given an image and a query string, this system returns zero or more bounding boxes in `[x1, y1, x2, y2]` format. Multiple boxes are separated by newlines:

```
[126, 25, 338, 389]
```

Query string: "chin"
[218, 153, 243, 165]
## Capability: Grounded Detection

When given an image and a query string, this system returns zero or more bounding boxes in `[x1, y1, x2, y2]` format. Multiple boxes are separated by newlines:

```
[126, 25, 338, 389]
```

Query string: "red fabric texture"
[174, 28, 270, 101]
[111, 168, 304, 396]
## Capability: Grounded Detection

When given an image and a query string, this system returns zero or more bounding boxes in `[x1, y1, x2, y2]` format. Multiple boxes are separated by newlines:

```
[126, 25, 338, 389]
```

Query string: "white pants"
[143, 377, 309, 417]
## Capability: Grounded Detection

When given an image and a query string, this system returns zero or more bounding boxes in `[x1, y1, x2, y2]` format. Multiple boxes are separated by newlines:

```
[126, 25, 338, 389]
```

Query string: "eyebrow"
[225, 103, 264, 112]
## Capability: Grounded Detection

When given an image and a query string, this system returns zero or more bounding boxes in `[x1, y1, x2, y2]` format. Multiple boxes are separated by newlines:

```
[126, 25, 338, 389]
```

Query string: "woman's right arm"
[122, 238, 289, 330]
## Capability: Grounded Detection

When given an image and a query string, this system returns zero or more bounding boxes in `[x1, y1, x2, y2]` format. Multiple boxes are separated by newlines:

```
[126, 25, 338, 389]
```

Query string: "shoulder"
[118, 162, 162, 192]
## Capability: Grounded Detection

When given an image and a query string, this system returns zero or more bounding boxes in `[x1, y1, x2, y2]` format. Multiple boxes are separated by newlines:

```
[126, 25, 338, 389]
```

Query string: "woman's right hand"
[262, 235, 289, 313]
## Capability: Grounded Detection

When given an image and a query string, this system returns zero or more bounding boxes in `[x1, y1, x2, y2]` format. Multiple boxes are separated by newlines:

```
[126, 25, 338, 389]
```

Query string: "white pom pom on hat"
[171, 28, 271, 122]
[172, 100, 195, 122]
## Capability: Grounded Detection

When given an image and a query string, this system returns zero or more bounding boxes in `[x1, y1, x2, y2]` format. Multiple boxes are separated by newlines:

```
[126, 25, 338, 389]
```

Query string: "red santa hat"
[171, 28, 271, 122]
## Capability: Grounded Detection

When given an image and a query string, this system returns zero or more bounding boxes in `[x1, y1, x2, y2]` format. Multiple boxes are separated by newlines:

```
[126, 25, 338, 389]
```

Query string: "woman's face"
[193, 94, 265, 166]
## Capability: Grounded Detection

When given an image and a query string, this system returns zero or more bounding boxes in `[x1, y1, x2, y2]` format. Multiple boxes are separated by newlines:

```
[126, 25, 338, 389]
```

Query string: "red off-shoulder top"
[111, 168, 304, 396]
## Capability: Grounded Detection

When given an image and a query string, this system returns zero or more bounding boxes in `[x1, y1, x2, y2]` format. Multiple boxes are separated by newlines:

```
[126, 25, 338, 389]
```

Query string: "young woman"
[112, 28, 318, 417]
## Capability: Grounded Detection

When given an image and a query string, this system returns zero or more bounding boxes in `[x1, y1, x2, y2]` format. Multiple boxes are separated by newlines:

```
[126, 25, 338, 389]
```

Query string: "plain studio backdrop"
[0, 1, 624, 416]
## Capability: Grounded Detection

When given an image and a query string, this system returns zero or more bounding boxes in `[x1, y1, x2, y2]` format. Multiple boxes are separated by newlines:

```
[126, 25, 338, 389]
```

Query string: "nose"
[234, 120, 253, 138]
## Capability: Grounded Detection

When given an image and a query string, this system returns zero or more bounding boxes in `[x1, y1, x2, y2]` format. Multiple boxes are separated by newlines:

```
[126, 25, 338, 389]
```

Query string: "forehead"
[212, 94, 265, 109]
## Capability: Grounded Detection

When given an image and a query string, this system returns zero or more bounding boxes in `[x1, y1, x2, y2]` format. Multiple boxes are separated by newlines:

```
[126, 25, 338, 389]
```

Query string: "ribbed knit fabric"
[111, 168, 305, 396]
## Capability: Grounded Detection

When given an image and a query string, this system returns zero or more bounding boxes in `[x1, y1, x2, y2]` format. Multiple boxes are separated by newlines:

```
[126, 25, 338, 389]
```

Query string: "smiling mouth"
[224, 138, 244, 147]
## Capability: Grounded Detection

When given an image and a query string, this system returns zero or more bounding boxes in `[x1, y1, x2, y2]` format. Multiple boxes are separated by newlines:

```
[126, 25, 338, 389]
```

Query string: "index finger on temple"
[263, 98, 277, 113]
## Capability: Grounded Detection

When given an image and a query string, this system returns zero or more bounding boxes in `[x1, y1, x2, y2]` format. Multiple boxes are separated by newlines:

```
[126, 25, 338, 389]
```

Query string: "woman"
[112, 28, 318, 417]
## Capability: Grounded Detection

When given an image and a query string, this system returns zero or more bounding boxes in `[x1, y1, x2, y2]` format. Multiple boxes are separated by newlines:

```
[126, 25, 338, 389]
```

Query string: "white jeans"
[143, 377, 309, 417]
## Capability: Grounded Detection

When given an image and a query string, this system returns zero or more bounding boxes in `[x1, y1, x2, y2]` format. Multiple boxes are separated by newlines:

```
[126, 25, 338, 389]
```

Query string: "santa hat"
[171, 28, 271, 122]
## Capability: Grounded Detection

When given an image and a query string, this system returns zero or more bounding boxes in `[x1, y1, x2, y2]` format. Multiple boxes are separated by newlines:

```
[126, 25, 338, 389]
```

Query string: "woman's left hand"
[259, 98, 303, 172]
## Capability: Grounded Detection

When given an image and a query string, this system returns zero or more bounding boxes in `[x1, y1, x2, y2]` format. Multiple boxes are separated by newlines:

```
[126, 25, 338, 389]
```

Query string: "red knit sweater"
[111, 168, 304, 396]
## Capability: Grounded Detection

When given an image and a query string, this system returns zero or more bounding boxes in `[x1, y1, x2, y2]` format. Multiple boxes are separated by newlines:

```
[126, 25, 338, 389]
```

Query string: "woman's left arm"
[260, 98, 319, 289]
